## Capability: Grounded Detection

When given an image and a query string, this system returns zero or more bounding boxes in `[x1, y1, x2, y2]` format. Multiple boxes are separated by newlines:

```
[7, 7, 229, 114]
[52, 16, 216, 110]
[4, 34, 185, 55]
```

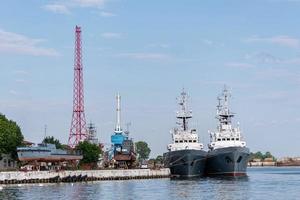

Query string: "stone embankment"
[0, 168, 170, 185]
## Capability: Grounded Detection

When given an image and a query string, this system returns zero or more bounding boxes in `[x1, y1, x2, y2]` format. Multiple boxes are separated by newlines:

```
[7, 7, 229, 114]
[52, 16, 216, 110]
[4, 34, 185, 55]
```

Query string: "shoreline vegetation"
[248, 157, 300, 167]
[248, 151, 300, 167]
[248, 151, 276, 167]
[1, 113, 300, 172]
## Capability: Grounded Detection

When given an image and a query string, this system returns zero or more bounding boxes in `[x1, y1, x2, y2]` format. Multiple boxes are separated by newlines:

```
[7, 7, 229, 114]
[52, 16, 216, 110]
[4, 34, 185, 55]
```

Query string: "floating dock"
[0, 168, 170, 185]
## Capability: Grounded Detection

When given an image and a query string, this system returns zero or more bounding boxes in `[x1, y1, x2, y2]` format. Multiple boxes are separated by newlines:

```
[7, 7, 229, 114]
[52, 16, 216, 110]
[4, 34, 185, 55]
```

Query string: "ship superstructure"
[206, 86, 250, 176]
[164, 90, 207, 177]
[208, 87, 246, 150]
[167, 90, 203, 151]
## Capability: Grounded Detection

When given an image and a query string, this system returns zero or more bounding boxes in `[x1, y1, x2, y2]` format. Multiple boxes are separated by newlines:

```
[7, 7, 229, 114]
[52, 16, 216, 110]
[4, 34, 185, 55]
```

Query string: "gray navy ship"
[17, 143, 82, 162]
[163, 90, 207, 178]
[206, 87, 250, 176]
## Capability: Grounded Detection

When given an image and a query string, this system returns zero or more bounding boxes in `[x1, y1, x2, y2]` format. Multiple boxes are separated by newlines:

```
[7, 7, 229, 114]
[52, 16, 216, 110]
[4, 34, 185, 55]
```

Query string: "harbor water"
[1, 167, 300, 200]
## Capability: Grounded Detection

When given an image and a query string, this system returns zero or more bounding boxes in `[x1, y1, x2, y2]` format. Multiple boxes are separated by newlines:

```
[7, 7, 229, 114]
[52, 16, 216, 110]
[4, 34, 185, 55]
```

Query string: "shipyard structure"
[109, 94, 137, 169]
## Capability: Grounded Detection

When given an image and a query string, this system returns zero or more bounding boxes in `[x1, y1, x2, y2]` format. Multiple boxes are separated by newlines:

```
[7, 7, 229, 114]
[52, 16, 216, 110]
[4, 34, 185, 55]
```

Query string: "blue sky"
[1, 0, 300, 157]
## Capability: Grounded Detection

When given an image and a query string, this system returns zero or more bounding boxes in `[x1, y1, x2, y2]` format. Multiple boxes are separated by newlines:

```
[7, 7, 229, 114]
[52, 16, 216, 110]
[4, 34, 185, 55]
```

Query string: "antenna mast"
[68, 25, 88, 148]
[176, 89, 192, 131]
[115, 93, 122, 133]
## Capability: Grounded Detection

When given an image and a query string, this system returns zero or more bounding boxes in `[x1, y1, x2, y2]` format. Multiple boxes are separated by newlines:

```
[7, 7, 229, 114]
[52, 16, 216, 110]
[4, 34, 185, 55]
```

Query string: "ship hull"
[163, 149, 207, 178]
[206, 146, 250, 176]
[17, 146, 83, 162]
[17, 155, 83, 162]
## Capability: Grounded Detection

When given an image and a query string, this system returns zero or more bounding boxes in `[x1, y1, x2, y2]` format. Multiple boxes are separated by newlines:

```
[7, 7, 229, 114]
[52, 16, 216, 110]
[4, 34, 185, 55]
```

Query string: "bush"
[76, 141, 102, 164]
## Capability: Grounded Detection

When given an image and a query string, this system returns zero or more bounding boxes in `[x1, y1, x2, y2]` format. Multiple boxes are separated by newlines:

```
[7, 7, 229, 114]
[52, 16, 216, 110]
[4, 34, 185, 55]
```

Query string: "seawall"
[0, 168, 170, 185]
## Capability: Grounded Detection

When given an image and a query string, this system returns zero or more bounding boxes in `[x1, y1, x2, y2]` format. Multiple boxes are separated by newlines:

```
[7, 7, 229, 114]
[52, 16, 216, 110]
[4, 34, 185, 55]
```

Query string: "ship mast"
[115, 93, 122, 134]
[176, 89, 192, 131]
[217, 86, 234, 127]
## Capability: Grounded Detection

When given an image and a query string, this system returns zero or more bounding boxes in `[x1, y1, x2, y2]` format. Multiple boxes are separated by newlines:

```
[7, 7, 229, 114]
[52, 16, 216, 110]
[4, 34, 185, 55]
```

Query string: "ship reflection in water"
[1, 168, 300, 200]
[169, 176, 250, 200]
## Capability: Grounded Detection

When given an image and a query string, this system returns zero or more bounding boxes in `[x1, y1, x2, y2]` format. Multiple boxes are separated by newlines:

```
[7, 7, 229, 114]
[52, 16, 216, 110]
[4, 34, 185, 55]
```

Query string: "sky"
[1, 0, 300, 158]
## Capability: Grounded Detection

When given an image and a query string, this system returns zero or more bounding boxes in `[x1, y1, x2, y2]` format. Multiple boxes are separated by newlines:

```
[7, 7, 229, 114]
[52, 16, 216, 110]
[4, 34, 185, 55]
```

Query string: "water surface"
[1, 167, 300, 200]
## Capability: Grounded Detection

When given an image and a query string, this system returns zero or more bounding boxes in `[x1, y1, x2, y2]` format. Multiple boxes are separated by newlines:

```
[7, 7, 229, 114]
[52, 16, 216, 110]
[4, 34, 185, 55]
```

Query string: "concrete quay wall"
[0, 168, 170, 184]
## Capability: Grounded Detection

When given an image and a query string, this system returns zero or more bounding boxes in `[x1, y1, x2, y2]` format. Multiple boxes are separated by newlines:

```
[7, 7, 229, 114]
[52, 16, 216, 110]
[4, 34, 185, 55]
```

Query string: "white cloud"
[202, 39, 213, 45]
[0, 29, 59, 56]
[245, 51, 300, 65]
[43, 4, 71, 14]
[9, 90, 19, 96]
[225, 62, 254, 69]
[200, 39, 224, 47]
[72, 0, 106, 7]
[246, 35, 300, 48]
[118, 53, 170, 60]
[147, 43, 170, 49]
[245, 52, 281, 63]
[42, 0, 110, 14]
[15, 79, 27, 83]
[13, 70, 29, 75]
[100, 11, 116, 17]
[101, 32, 122, 39]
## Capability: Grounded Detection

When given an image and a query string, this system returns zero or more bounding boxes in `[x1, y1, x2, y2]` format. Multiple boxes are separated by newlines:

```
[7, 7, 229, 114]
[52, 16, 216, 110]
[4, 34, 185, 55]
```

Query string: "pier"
[0, 168, 170, 185]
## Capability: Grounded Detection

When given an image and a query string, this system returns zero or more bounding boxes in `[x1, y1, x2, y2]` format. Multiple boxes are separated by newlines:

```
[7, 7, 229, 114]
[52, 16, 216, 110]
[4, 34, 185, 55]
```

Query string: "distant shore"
[248, 157, 300, 167]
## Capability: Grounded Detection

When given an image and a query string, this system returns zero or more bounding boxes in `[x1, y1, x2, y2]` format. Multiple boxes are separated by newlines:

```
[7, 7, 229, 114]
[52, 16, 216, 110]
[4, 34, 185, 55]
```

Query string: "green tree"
[76, 141, 102, 164]
[155, 155, 163, 163]
[135, 141, 151, 160]
[249, 151, 276, 161]
[263, 151, 276, 161]
[264, 151, 273, 159]
[43, 136, 63, 149]
[0, 114, 24, 159]
[254, 151, 264, 159]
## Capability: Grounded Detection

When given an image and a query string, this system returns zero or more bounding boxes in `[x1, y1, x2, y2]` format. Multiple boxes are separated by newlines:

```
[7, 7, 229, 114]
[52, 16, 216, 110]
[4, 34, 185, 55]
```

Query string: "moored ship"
[17, 143, 82, 162]
[206, 87, 250, 176]
[164, 90, 207, 177]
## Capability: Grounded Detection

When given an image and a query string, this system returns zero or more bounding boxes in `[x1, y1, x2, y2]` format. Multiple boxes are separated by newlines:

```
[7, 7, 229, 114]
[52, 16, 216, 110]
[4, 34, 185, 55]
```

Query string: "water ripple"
[1, 167, 300, 200]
